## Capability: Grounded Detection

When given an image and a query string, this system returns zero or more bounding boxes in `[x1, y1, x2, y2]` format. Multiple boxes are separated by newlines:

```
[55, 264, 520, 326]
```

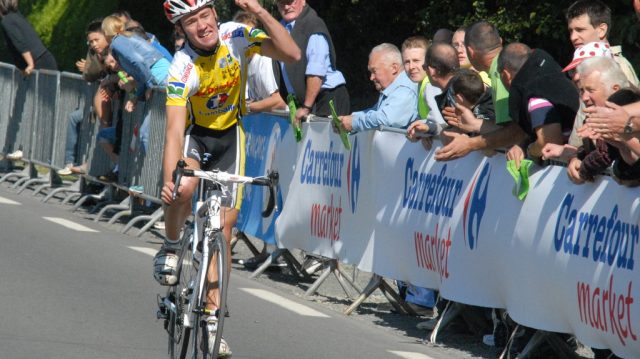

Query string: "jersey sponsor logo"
[181, 63, 193, 83]
[195, 77, 239, 96]
[206, 93, 230, 109]
[250, 28, 265, 39]
[167, 82, 186, 97]
[222, 28, 245, 41]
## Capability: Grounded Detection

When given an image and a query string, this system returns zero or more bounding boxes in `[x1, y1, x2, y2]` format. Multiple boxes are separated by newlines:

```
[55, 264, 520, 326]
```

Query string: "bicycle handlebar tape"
[252, 177, 270, 186]
[286, 94, 303, 142]
[329, 99, 351, 150]
[171, 159, 187, 201]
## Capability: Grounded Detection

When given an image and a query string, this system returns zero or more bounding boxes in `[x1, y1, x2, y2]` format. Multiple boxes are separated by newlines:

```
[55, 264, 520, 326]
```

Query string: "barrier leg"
[249, 248, 307, 280]
[304, 260, 362, 299]
[428, 301, 463, 344]
[43, 180, 80, 203]
[62, 192, 82, 205]
[16, 177, 48, 194]
[126, 208, 163, 236]
[32, 172, 65, 197]
[231, 230, 262, 257]
[11, 163, 38, 189]
[0, 167, 28, 184]
[343, 274, 409, 316]
[107, 209, 132, 225]
[72, 187, 109, 212]
[344, 274, 382, 315]
[499, 329, 578, 359]
[94, 197, 130, 222]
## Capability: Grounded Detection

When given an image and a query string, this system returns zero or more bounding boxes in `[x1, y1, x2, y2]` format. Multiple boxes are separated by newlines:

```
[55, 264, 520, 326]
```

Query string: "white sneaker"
[153, 240, 181, 286]
[6, 150, 23, 161]
[201, 314, 232, 357]
[57, 164, 73, 176]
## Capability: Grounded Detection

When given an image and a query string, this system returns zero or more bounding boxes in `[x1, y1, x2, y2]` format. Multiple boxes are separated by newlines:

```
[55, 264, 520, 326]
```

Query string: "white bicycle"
[158, 159, 278, 358]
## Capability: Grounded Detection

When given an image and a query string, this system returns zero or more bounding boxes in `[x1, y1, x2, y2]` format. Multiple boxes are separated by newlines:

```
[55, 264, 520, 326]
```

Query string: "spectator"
[567, 57, 640, 185]
[338, 43, 417, 132]
[566, 0, 638, 86]
[58, 19, 110, 175]
[407, 42, 461, 140]
[451, 26, 490, 86]
[581, 0, 640, 139]
[401, 36, 443, 124]
[103, 15, 170, 160]
[0, 0, 58, 161]
[397, 35, 438, 315]
[102, 15, 170, 108]
[541, 41, 615, 162]
[498, 43, 579, 168]
[434, 21, 525, 161]
[432, 28, 453, 44]
[233, 11, 286, 113]
[171, 27, 185, 53]
[124, 19, 173, 62]
[449, 69, 495, 125]
[0, 0, 57, 76]
[275, 0, 350, 122]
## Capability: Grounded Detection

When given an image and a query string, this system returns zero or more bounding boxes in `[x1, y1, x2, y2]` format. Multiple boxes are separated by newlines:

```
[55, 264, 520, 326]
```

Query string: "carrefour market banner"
[237, 113, 293, 245]
[275, 122, 376, 266]
[273, 122, 639, 357]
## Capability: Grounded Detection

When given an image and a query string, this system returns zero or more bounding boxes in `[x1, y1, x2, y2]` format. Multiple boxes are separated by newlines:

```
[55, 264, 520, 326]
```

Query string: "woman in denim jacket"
[102, 15, 170, 111]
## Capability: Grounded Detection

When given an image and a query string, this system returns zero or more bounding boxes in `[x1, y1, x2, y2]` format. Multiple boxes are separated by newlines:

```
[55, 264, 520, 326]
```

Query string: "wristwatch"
[301, 103, 313, 111]
[624, 116, 634, 134]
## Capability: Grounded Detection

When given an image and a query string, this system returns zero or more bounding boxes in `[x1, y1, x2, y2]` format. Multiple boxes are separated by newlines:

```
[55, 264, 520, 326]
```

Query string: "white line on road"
[0, 196, 20, 205]
[129, 246, 158, 257]
[43, 217, 98, 232]
[239, 288, 330, 318]
[388, 351, 435, 359]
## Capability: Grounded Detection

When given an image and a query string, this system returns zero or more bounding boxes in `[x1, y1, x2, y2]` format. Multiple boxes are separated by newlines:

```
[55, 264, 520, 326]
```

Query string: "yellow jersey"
[166, 22, 268, 130]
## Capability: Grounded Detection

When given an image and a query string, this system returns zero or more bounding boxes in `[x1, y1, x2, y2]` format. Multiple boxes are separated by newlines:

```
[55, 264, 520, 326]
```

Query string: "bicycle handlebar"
[171, 160, 279, 217]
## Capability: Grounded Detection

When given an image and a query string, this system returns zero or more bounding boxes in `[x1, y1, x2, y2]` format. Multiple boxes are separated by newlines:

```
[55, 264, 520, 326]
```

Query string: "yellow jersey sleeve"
[166, 50, 199, 107]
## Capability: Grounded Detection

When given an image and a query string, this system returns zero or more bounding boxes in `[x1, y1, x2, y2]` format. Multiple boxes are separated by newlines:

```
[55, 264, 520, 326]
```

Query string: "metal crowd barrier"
[0, 62, 166, 235]
[0, 63, 16, 156]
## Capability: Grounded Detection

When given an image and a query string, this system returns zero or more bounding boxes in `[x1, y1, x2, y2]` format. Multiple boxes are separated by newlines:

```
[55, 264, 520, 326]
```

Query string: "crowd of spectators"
[0, 0, 637, 357]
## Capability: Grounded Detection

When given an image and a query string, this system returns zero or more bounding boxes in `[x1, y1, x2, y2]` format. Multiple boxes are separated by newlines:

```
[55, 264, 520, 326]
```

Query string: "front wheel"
[168, 227, 198, 359]
[200, 231, 229, 358]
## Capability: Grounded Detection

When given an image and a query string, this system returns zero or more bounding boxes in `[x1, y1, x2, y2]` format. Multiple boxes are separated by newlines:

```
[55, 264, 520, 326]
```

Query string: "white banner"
[272, 122, 639, 357]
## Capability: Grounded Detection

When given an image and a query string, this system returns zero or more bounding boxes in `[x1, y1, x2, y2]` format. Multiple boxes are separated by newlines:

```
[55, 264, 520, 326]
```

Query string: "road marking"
[239, 288, 330, 318]
[43, 217, 98, 232]
[129, 246, 158, 257]
[388, 351, 435, 359]
[0, 196, 20, 205]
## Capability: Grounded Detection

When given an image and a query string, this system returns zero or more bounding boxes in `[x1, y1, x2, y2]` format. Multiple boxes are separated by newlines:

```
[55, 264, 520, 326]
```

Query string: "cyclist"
[156, 0, 300, 355]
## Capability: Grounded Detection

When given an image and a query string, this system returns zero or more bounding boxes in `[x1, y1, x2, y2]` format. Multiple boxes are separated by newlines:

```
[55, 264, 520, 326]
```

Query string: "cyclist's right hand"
[161, 180, 180, 205]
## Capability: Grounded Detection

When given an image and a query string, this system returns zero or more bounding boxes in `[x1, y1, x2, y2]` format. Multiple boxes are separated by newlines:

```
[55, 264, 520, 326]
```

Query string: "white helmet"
[163, 0, 214, 24]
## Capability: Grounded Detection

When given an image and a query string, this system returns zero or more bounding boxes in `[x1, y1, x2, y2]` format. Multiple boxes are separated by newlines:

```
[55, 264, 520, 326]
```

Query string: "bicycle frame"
[160, 160, 278, 358]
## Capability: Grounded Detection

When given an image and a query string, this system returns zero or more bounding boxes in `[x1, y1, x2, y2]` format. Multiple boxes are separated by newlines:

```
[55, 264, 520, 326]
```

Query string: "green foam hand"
[286, 94, 303, 142]
[506, 159, 533, 201]
[329, 99, 351, 151]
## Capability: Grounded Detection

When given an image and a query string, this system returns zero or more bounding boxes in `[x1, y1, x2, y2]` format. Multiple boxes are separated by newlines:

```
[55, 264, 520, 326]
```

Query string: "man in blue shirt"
[339, 43, 418, 132]
[276, 0, 350, 122]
